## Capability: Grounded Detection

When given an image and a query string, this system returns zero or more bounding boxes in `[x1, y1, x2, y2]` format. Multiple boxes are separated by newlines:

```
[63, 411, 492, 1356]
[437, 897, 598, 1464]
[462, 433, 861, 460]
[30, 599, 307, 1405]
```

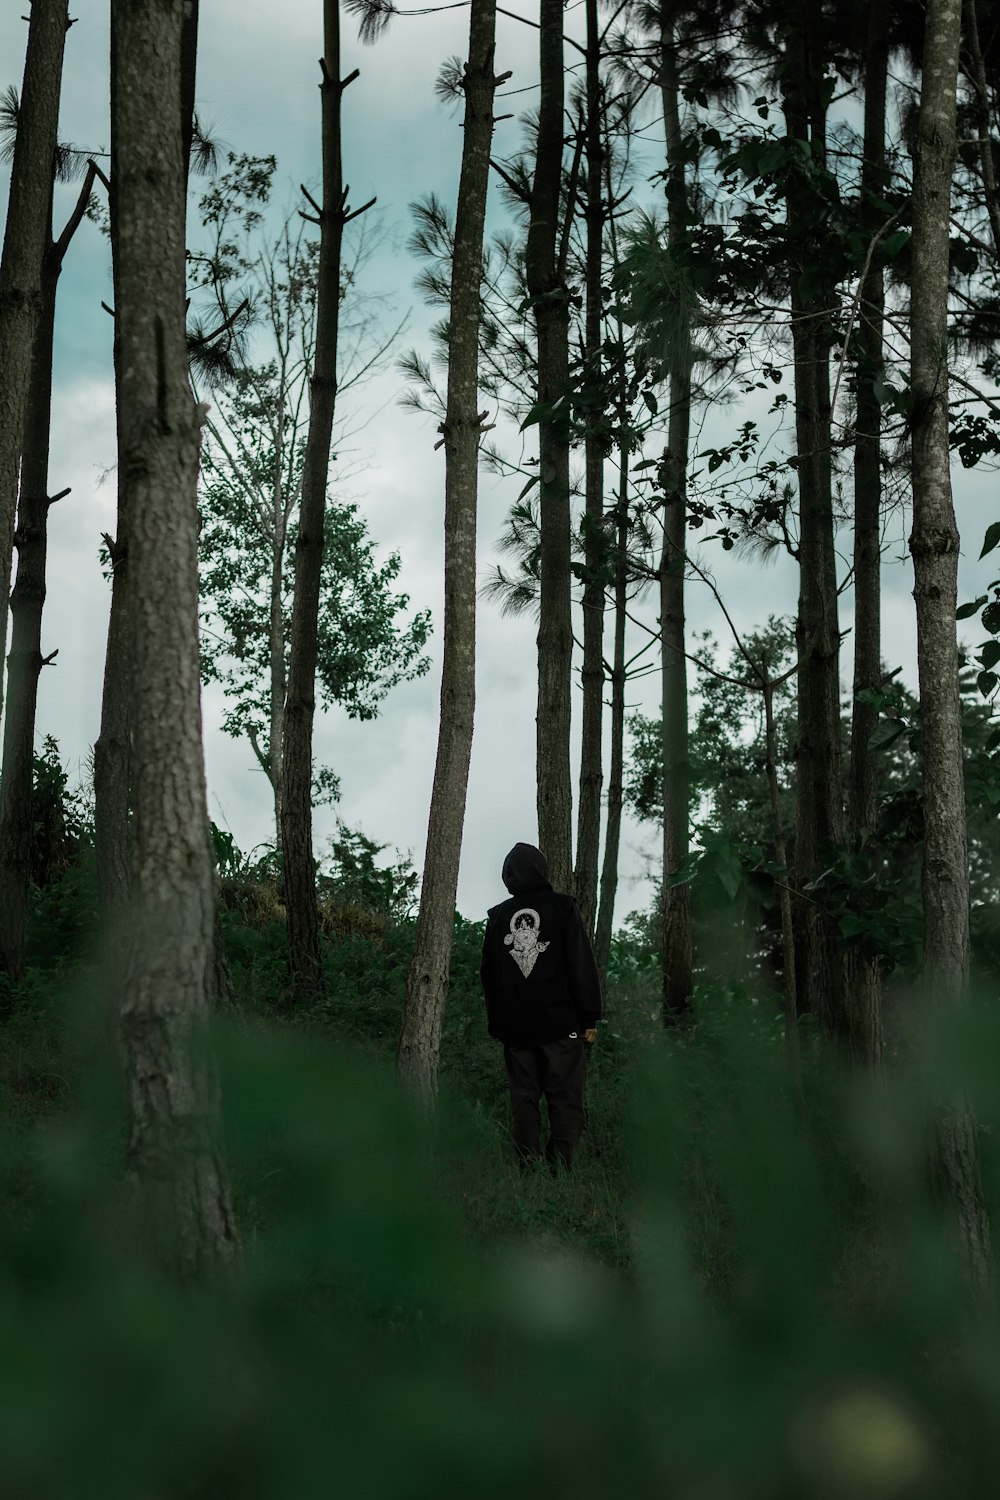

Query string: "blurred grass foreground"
[4, 846, 1000, 1498]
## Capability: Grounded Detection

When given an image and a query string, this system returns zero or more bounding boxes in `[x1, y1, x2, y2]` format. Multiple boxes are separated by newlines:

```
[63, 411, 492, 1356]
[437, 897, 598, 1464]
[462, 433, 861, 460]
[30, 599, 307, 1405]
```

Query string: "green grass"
[4, 871, 1000, 1497]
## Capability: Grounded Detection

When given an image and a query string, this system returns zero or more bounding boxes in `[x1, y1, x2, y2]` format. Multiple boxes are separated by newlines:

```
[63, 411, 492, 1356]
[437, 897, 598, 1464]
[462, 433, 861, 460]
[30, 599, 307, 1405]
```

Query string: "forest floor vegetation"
[3, 841, 1000, 1497]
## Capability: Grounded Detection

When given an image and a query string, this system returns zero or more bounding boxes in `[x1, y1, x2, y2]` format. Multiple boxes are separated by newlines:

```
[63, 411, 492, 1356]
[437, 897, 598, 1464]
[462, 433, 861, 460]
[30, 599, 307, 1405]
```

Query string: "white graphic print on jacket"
[505, 908, 550, 978]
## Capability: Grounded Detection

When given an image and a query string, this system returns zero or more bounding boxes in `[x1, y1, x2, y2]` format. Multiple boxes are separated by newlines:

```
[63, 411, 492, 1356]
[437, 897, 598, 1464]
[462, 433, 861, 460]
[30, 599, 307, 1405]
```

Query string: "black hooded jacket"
[480, 843, 603, 1046]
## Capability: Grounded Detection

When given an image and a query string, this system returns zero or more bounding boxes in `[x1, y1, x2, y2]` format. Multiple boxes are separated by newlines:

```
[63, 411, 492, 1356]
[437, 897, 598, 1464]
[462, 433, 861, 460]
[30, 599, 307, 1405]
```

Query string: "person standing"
[480, 842, 602, 1168]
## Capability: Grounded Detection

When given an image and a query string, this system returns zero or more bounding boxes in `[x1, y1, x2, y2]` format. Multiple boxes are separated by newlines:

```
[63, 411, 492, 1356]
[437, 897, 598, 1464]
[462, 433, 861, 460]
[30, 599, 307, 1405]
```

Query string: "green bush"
[5, 970, 1000, 1497]
[9, 834, 1000, 1497]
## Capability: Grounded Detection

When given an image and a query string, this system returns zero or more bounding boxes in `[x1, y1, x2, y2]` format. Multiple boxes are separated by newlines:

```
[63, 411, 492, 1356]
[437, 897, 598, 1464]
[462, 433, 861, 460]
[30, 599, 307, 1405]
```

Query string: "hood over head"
[502, 842, 552, 895]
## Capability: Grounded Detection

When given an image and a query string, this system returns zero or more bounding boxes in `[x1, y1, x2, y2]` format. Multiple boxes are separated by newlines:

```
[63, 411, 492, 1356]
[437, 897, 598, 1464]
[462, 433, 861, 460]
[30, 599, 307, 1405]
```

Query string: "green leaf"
[869, 718, 907, 752]
[977, 670, 998, 697]
[641, 389, 658, 417]
[979, 640, 1000, 671]
[980, 521, 1000, 560]
[957, 596, 987, 620]
[518, 400, 549, 432]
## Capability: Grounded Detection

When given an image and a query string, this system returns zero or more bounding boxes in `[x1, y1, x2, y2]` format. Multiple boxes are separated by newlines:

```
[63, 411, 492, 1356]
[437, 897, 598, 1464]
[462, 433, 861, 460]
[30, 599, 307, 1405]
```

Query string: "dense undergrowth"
[4, 834, 1000, 1499]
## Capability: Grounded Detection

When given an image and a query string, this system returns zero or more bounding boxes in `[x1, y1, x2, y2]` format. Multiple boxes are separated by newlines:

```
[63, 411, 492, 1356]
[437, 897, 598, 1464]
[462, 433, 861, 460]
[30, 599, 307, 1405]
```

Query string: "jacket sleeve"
[564, 899, 602, 1026]
[480, 921, 499, 1039]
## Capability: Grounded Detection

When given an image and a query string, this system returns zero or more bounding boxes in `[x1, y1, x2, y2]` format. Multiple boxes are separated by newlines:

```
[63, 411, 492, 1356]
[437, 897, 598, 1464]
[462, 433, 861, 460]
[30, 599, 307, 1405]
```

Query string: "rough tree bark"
[112, 0, 239, 1275]
[281, 0, 370, 998]
[573, 0, 605, 937]
[910, 0, 993, 1295]
[95, 0, 201, 973]
[527, 0, 573, 893]
[846, 0, 890, 1068]
[782, 1, 846, 1036]
[659, 0, 693, 1023]
[0, 0, 67, 721]
[396, 0, 499, 1099]
[0, 164, 95, 980]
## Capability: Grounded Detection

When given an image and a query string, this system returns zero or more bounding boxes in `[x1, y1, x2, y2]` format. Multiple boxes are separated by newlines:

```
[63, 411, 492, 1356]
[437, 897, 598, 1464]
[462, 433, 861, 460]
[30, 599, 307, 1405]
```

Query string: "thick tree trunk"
[396, 0, 498, 1100]
[527, 0, 573, 893]
[95, 0, 201, 978]
[0, 232, 57, 981]
[573, 0, 605, 937]
[281, 0, 357, 999]
[846, 0, 889, 1068]
[112, 0, 239, 1275]
[910, 0, 992, 1295]
[782, 5, 845, 1037]
[659, 2, 693, 1023]
[0, 0, 67, 720]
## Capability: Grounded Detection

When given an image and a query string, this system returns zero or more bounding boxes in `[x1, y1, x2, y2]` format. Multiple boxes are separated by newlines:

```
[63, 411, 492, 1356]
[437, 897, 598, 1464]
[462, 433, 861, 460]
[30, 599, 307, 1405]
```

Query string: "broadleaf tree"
[192, 179, 429, 849]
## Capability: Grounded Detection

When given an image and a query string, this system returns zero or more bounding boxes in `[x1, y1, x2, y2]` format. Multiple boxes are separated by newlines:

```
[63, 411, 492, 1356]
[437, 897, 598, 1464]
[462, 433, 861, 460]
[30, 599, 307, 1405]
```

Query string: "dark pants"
[503, 1036, 587, 1169]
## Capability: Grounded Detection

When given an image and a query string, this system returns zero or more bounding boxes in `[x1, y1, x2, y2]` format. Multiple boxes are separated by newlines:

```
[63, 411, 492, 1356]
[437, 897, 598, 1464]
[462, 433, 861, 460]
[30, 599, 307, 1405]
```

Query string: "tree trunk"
[846, 0, 889, 1068]
[93, 524, 131, 969]
[94, 10, 132, 977]
[0, 228, 57, 981]
[763, 674, 802, 1101]
[0, 0, 67, 721]
[573, 0, 605, 937]
[112, 0, 239, 1275]
[396, 0, 498, 1100]
[180, 0, 199, 183]
[95, 0, 201, 978]
[594, 186, 632, 990]
[910, 0, 992, 1295]
[659, 1, 693, 1023]
[0, 164, 98, 982]
[594, 461, 629, 990]
[962, 0, 1000, 255]
[527, 0, 573, 894]
[281, 0, 357, 999]
[782, 4, 845, 1037]
[269, 439, 286, 848]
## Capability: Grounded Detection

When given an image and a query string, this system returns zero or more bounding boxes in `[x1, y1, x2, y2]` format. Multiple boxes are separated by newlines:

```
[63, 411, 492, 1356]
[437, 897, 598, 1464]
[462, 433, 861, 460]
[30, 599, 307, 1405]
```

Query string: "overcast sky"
[1, 1, 998, 925]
